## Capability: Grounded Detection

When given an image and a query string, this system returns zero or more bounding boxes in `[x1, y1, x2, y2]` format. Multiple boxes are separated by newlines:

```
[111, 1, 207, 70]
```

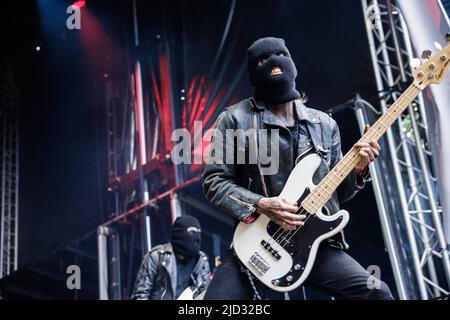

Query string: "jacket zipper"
[247, 178, 253, 190]
[160, 287, 167, 300]
[229, 194, 256, 213]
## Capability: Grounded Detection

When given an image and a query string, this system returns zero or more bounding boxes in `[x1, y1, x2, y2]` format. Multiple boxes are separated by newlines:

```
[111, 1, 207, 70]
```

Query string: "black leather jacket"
[202, 98, 366, 247]
[131, 243, 211, 300]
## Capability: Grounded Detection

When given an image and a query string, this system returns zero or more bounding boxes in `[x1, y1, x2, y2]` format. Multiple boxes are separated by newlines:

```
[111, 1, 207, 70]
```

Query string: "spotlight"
[72, 0, 86, 9]
[35, 46, 41, 51]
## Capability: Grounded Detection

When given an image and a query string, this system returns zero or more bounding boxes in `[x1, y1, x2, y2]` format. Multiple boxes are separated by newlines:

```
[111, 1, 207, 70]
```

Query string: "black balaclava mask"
[171, 216, 201, 258]
[247, 37, 300, 104]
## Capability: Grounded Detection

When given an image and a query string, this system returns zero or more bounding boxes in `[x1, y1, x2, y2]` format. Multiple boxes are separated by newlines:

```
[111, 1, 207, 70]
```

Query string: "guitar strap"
[305, 119, 329, 161]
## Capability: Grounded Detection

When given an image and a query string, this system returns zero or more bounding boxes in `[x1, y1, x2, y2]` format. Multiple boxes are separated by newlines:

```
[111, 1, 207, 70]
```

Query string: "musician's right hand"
[256, 197, 306, 230]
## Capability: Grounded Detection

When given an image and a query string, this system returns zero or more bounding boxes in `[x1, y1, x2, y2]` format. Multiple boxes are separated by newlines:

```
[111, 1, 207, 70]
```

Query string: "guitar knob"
[271, 280, 280, 286]
[421, 50, 432, 59]
[286, 275, 293, 282]
[294, 264, 301, 271]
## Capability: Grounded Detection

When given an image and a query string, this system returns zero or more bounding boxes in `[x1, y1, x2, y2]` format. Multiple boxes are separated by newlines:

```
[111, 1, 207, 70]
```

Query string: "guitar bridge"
[249, 252, 270, 275]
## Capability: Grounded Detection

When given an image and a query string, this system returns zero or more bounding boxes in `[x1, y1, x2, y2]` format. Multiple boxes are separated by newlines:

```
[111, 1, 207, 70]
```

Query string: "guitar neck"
[302, 82, 423, 214]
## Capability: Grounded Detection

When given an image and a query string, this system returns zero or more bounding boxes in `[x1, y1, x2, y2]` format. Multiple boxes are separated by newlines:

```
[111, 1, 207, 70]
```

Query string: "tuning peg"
[421, 49, 432, 59]
[410, 58, 421, 68]
[434, 41, 442, 50]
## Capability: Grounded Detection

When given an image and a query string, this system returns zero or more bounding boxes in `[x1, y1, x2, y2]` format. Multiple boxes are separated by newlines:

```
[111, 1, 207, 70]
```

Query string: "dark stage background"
[0, 0, 395, 298]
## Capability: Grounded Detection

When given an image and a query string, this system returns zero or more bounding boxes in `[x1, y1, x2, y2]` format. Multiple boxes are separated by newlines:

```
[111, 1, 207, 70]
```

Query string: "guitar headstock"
[413, 43, 450, 86]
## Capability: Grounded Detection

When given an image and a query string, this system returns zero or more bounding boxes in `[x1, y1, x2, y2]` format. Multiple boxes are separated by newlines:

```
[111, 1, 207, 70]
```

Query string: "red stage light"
[72, 1, 86, 9]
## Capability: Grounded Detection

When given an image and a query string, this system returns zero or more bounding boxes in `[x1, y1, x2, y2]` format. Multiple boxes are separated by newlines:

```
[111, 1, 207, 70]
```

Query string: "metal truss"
[0, 70, 19, 279]
[361, 0, 450, 299]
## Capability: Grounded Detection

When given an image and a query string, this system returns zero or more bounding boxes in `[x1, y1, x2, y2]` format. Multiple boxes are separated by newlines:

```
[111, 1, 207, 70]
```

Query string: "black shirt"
[175, 255, 197, 298]
[287, 121, 309, 165]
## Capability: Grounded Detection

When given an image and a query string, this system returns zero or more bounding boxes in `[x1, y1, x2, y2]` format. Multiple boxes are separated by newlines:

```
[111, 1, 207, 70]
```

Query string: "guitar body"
[233, 153, 349, 292]
[177, 287, 195, 300]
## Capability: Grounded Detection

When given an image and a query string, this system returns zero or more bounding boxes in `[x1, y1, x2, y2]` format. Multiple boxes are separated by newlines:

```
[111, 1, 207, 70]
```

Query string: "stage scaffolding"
[98, 65, 228, 298]
[96, 0, 232, 299]
[361, 0, 450, 299]
[0, 69, 19, 279]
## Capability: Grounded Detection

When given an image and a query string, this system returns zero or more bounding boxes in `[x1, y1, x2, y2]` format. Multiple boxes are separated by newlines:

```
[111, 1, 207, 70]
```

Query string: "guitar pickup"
[260, 240, 281, 261]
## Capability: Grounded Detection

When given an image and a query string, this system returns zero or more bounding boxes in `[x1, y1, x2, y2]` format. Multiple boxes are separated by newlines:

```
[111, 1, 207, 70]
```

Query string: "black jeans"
[204, 244, 394, 300]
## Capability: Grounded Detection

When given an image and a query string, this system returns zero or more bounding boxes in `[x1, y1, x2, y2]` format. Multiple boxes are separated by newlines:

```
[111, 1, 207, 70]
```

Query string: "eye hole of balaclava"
[247, 37, 300, 104]
[171, 216, 201, 258]
[257, 51, 288, 66]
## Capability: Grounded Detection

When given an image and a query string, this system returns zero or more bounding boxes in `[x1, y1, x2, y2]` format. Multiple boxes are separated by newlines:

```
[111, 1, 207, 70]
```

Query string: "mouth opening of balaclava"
[247, 37, 300, 104]
[171, 216, 201, 258]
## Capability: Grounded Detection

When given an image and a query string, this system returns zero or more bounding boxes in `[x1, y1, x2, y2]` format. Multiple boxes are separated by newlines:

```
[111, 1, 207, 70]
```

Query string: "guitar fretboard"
[301, 83, 422, 214]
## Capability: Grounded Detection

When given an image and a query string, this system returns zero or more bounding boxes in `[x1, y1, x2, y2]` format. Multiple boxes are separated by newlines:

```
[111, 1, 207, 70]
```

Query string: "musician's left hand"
[353, 125, 381, 174]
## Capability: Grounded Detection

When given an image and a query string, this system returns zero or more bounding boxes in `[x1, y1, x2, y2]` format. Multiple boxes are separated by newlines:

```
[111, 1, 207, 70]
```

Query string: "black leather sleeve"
[202, 110, 263, 221]
[130, 251, 159, 300]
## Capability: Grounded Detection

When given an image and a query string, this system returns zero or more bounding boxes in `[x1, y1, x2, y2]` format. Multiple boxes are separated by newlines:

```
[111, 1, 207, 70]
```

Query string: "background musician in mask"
[131, 216, 211, 300]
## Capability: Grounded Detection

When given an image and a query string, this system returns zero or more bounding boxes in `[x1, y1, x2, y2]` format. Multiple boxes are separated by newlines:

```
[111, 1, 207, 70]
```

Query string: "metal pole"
[6, 109, 12, 276]
[14, 105, 19, 271]
[132, 0, 152, 253]
[133, 64, 152, 253]
[132, 0, 139, 47]
[170, 191, 182, 224]
[354, 104, 408, 299]
[98, 226, 109, 300]
[0, 115, 6, 278]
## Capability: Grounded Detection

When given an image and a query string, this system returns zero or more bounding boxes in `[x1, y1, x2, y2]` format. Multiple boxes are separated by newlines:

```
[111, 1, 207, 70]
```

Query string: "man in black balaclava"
[247, 37, 300, 104]
[131, 216, 211, 300]
[202, 37, 393, 300]
[171, 215, 202, 257]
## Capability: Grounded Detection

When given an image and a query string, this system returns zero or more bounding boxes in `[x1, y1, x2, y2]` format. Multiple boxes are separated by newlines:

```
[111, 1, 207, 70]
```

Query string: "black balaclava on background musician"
[171, 216, 202, 297]
[171, 215, 201, 257]
[247, 37, 300, 104]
